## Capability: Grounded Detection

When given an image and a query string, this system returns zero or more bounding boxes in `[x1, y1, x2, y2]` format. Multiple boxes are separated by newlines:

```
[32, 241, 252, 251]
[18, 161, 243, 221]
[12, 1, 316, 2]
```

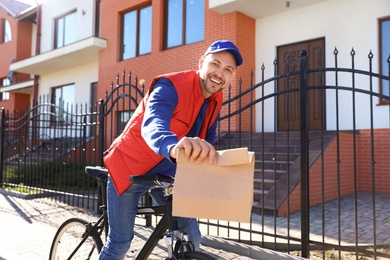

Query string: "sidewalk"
[0, 192, 303, 260]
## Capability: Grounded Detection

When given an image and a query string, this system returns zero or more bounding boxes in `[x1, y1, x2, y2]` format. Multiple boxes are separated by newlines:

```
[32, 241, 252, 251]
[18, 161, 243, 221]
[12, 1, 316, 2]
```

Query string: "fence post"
[0, 108, 4, 184]
[97, 99, 105, 213]
[299, 50, 310, 258]
[98, 99, 105, 166]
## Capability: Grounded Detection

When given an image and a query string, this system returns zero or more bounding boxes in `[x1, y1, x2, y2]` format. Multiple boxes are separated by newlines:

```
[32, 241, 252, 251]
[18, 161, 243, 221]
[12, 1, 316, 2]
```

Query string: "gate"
[0, 49, 389, 259]
[212, 48, 390, 259]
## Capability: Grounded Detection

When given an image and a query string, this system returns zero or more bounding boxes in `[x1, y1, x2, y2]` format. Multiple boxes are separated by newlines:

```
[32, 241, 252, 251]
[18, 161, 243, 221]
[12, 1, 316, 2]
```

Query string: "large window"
[121, 5, 152, 60]
[52, 84, 75, 122]
[380, 17, 390, 101]
[165, 0, 204, 49]
[2, 19, 12, 43]
[55, 11, 77, 49]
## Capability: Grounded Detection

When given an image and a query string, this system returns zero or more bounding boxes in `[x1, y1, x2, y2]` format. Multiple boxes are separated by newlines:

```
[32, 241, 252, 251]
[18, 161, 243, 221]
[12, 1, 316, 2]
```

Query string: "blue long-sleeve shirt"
[141, 78, 218, 176]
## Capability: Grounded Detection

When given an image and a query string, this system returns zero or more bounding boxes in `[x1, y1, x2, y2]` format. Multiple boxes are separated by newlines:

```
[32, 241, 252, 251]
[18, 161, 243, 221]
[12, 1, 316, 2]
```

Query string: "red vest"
[104, 70, 222, 195]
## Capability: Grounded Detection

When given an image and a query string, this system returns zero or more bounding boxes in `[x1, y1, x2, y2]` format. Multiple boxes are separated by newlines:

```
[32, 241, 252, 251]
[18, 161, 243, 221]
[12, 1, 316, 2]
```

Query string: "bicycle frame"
[135, 196, 175, 259]
[68, 215, 105, 259]
[83, 167, 199, 259]
[96, 193, 177, 259]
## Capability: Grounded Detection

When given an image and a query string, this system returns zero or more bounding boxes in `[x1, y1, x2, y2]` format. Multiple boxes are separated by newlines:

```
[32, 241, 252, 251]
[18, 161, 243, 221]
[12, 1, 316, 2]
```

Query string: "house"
[0, 0, 36, 112]
[209, 0, 389, 132]
[9, 0, 106, 126]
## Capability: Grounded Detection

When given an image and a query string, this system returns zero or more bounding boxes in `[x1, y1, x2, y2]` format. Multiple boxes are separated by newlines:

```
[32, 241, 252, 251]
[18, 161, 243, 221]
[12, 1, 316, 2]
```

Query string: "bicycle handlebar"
[130, 174, 174, 184]
[84, 166, 175, 185]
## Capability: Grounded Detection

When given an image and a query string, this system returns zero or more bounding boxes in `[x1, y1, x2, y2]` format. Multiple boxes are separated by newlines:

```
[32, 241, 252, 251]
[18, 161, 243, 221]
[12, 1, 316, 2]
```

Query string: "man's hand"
[170, 137, 216, 164]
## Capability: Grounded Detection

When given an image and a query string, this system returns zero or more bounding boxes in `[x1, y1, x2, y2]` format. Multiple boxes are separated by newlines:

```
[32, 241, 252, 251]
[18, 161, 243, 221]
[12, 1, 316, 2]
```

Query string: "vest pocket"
[171, 116, 190, 136]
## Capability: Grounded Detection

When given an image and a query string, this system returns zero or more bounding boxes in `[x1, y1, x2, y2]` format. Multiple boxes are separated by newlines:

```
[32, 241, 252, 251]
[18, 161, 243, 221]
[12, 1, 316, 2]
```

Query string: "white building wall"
[36, 0, 98, 103]
[39, 61, 98, 104]
[40, 0, 95, 53]
[255, 0, 390, 131]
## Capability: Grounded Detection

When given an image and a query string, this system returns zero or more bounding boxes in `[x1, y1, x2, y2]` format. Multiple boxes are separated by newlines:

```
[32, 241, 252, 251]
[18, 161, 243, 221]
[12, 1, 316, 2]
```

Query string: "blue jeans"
[98, 176, 201, 259]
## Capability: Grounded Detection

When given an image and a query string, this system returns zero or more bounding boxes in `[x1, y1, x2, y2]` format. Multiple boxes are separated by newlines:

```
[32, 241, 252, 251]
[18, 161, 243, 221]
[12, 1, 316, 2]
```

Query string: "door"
[277, 38, 326, 131]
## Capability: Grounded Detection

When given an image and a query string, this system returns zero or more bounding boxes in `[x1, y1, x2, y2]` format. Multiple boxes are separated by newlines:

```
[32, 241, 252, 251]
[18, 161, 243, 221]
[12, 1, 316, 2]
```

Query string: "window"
[52, 84, 75, 122]
[165, 0, 204, 48]
[55, 11, 77, 49]
[380, 17, 390, 101]
[121, 5, 152, 60]
[1, 91, 9, 101]
[2, 77, 10, 86]
[117, 111, 134, 135]
[1, 78, 10, 101]
[2, 19, 12, 43]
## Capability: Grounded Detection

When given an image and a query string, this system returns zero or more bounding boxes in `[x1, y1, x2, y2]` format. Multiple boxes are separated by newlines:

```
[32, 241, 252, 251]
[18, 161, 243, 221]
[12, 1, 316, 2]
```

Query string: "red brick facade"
[98, 0, 255, 132]
[278, 129, 390, 215]
[0, 7, 32, 111]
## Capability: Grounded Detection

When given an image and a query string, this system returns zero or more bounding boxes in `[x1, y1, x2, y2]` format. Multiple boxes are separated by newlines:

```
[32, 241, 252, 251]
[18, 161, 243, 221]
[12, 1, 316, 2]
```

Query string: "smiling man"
[101, 40, 243, 259]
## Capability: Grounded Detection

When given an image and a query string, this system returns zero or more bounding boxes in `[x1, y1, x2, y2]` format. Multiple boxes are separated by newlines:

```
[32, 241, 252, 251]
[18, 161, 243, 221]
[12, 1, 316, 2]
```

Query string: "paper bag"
[172, 147, 255, 223]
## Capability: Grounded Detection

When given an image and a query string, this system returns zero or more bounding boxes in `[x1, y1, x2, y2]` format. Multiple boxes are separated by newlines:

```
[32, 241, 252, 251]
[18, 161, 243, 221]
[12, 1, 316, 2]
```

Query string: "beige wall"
[39, 61, 98, 104]
[255, 0, 390, 131]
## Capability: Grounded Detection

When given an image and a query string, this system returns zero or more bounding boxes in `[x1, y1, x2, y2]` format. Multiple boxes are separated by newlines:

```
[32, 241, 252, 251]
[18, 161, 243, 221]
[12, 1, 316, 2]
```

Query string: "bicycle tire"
[49, 217, 103, 260]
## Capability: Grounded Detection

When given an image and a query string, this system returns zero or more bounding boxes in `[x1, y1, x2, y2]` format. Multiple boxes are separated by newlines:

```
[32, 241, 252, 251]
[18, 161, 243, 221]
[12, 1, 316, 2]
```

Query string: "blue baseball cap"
[204, 40, 243, 67]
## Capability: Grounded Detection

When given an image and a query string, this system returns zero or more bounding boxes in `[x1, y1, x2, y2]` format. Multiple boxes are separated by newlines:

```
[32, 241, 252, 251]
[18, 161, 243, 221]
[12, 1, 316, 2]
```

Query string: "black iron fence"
[0, 49, 389, 259]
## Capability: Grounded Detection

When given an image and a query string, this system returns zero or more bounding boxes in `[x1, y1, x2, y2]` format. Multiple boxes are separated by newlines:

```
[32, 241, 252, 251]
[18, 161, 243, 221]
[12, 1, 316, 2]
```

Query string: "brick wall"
[278, 130, 390, 215]
[0, 8, 32, 112]
[357, 129, 390, 193]
[0, 9, 16, 78]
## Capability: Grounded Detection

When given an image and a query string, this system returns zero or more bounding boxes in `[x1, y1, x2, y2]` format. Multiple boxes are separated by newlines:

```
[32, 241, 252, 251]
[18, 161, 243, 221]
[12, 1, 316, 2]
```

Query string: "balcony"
[0, 79, 34, 94]
[10, 37, 107, 75]
[209, 0, 328, 19]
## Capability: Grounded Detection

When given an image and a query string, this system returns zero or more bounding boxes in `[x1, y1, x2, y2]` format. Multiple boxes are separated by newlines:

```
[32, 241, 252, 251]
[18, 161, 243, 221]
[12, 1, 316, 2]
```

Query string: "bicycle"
[49, 166, 216, 260]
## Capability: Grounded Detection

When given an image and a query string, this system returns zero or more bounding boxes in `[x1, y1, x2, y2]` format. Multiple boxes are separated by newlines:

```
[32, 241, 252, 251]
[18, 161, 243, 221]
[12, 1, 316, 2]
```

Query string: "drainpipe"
[33, 4, 41, 103]
[31, 5, 42, 145]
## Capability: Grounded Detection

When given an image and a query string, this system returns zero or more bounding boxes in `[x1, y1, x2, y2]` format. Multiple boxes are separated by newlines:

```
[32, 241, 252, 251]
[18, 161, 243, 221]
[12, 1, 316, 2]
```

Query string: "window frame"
[379, 16, 390, 104]
[120, 4, 152, 61]
[2, 18, 12, 43]
[54, 10, 77, 49]
[51, 83, 76, 123]
[164, 0, 204, 49]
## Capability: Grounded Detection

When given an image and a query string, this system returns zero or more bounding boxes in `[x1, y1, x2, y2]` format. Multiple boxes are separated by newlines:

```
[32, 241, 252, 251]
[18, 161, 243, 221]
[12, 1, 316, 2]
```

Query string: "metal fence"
[0, 49, 389, 259]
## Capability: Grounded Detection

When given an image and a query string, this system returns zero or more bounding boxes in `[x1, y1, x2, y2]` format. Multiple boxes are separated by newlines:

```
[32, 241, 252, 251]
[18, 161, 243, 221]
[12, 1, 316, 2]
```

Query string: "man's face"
[198, 51, 237, 98]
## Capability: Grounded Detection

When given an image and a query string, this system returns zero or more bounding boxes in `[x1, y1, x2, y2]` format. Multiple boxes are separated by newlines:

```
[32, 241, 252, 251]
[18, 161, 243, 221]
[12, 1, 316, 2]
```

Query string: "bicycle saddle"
[85, 166, 109, 179]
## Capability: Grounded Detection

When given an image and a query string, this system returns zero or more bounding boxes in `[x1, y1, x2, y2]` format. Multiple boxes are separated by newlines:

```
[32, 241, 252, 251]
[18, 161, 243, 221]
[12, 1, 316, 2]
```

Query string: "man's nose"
[214, 69, 222, 77]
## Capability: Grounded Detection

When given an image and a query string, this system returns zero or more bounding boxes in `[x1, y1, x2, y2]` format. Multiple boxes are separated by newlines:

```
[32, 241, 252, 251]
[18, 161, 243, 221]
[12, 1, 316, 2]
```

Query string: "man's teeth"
[210, 78, 221, 84]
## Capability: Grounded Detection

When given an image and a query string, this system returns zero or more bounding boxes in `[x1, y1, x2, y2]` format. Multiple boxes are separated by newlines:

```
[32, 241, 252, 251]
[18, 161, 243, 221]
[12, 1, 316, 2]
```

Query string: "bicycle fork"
[164, 230, 190, 258]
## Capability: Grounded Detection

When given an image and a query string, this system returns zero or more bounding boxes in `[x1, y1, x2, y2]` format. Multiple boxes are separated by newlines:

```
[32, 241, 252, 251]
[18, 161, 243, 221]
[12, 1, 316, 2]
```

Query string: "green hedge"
[3, 162, 97, 192]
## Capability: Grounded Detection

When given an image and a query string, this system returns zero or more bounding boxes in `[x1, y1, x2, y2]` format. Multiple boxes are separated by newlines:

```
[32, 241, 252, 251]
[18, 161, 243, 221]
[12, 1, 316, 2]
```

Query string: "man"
[101, 40, 243, 259]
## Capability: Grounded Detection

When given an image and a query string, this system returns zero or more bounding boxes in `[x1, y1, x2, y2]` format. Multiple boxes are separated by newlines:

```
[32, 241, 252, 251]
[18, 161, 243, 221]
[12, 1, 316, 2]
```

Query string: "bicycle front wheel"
[49, 218, 103, 260]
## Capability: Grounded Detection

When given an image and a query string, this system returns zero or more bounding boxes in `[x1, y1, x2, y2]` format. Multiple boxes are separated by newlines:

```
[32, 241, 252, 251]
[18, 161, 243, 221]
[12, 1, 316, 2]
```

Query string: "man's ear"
[198, 55, 205, 69]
